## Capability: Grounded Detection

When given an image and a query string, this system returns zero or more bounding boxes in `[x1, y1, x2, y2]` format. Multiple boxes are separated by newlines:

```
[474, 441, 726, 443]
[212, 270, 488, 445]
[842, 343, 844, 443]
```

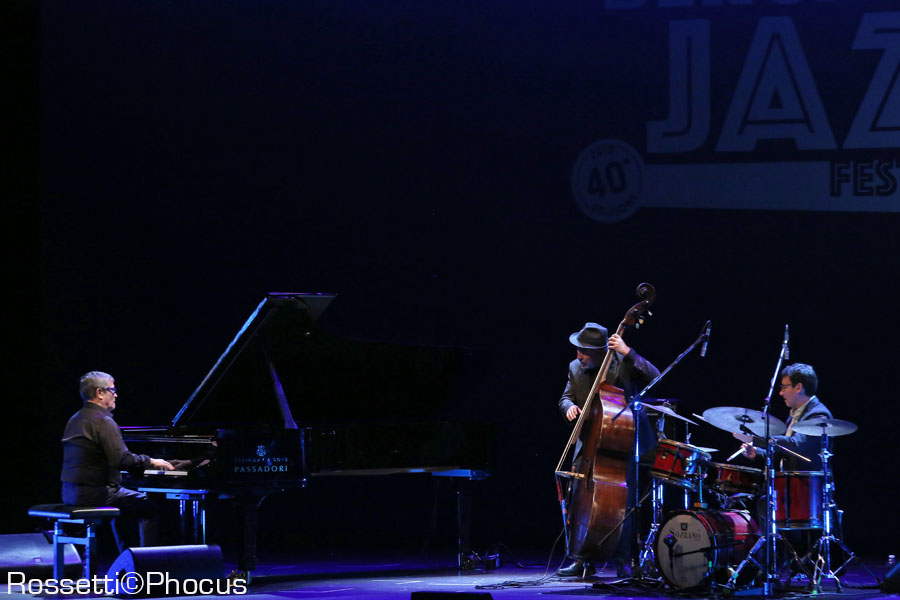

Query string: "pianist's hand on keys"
[149, 458, 175, 471]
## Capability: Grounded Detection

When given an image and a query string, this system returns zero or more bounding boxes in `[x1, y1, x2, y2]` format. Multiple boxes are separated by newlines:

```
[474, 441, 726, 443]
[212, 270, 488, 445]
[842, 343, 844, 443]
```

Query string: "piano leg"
[178, 497, 206, 543]
[179, 500, 188, 542]
[193, 500, 206, 544]
[237, 498, 260, 574]
[455, 479, 472, 568]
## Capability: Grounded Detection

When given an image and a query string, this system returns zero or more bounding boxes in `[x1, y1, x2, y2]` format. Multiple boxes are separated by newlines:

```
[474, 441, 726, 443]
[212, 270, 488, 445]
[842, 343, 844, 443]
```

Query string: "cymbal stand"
[803, 432, 869, 591]
[683, 426, 694, 509]
[638, 416, 668, 575]
[638, 408, 697, 571]
[637, 478, 664, 575]
[613, 320, 710, 580]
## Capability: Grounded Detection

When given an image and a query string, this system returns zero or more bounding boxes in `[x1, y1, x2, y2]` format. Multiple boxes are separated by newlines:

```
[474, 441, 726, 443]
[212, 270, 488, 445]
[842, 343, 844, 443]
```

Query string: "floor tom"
[774, 471, 824, 529]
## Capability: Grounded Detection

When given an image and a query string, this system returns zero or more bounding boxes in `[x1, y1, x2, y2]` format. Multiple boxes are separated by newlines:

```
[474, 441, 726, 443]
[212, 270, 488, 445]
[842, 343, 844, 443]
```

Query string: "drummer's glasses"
[779, 383, 796, 390]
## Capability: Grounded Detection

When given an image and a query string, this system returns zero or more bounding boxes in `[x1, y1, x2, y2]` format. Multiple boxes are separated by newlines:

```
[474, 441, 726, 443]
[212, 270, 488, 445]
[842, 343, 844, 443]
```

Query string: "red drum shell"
[656, 509, 759, 590]
[709, 463, 763, 496]
[648, 439, 711, 491]
[774, 471, 824, 529]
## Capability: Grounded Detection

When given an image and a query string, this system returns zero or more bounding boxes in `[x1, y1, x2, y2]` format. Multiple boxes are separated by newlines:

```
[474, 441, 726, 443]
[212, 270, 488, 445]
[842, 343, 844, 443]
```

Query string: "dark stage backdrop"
[10, 0, 899, 560]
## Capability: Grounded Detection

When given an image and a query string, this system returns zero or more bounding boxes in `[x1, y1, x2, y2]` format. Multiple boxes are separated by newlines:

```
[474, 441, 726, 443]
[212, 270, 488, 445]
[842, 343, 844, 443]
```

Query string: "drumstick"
[726, 446, 744, 462]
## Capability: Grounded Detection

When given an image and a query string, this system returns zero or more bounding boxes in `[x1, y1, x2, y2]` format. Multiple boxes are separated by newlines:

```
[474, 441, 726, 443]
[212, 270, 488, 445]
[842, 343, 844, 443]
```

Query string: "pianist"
[60, 371, 174, 548]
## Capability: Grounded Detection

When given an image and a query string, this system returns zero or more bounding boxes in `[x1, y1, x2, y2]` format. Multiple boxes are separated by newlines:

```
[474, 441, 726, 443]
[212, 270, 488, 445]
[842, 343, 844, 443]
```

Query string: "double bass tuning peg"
[636, 311, 654, 328]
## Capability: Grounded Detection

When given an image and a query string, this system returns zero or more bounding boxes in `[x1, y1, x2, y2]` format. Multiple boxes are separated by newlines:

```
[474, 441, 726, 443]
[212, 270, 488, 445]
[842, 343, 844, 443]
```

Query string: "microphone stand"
[612, 321, 710, 580]
[728, 326, 789, 594]
[762, 326, 790, 594]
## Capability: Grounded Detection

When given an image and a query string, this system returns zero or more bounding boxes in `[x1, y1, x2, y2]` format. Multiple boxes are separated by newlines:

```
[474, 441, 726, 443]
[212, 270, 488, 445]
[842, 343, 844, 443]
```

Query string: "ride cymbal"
[701, 406, 787, 436]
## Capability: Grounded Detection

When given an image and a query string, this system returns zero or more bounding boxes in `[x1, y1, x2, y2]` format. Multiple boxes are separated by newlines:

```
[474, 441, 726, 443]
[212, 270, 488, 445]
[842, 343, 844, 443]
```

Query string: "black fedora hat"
[569, 322, 609, 350]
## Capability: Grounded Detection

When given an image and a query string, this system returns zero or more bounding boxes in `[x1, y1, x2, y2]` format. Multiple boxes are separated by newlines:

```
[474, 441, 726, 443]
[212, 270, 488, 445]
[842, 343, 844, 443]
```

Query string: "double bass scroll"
[554, 282, 656, 561]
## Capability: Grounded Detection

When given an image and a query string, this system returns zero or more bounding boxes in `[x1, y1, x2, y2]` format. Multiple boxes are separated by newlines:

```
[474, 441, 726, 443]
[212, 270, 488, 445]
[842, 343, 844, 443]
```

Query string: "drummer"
[557, 322, 660, 579]
[735, 363, 833, 470]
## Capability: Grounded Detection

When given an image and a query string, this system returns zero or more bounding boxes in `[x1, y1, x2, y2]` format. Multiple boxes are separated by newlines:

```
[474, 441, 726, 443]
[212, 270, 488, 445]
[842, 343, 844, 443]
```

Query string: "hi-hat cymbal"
[791, 418, 858, 437]
[643, 403, 698, 426]
[643, 398, 679, 406]
[701, 406, 787, 436]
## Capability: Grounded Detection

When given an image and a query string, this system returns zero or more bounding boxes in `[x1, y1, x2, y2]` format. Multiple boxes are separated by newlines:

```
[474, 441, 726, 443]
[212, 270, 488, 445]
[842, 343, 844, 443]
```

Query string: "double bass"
[554, 283, 656, 562]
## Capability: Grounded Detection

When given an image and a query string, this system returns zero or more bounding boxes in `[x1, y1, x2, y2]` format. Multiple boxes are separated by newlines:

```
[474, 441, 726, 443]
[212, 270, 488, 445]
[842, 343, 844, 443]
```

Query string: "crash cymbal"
[790, 418, 858, 437]
[701, 406, 787, 436]
[643, 403, 698, 425]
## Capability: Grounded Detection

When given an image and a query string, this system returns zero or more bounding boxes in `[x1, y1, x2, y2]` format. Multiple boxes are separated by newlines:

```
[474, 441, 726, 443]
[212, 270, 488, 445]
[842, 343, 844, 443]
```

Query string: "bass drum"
[656, 510, 759, 590]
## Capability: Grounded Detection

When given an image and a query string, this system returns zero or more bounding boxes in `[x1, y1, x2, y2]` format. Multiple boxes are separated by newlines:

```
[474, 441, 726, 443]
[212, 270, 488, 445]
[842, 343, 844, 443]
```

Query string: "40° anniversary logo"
[571, 140, 645, 224]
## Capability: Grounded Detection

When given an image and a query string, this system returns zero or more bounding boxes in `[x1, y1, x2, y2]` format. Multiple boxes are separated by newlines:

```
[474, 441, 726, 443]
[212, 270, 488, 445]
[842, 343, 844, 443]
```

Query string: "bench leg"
[83, 522, 96, 580]
[53, 522, 65, 581]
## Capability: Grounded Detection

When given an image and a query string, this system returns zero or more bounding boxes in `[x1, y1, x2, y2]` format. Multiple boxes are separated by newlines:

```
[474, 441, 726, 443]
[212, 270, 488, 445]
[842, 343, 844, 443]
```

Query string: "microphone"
[663, 533, 676, 572]
[784, 324, 790, 360]
[700, 321, 711, 357]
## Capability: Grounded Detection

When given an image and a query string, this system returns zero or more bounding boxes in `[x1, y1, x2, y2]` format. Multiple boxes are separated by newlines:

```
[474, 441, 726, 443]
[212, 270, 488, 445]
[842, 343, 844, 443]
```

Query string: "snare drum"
[709, 463, 763, 496]
[656, 510, 759, 590]
[774, 471, 824, 529]
[649, 439, 712, 491]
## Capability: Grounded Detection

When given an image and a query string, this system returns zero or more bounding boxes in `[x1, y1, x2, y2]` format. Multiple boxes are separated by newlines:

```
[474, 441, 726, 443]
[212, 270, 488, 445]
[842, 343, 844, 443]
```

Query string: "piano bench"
[28, 504, 120, 580]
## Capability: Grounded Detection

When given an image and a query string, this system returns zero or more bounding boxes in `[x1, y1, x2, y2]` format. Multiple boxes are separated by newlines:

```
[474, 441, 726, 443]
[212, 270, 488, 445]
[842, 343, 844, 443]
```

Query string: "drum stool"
[28, 504, 120, 580]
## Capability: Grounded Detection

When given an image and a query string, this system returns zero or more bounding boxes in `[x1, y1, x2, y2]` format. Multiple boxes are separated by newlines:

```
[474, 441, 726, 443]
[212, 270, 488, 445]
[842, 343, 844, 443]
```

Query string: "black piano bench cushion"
[28, 504, 120, 520]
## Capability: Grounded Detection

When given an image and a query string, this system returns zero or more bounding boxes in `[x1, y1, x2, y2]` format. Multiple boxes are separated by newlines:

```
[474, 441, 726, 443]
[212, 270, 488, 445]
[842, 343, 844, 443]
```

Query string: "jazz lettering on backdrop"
[571, 2, 900, 222]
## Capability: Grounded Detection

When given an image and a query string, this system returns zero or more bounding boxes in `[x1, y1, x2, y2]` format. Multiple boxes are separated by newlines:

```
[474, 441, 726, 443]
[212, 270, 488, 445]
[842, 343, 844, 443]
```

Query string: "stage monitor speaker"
[107, 545, 224, 595]
[0, 533, 81, 579]
[883, 562, 900, 592]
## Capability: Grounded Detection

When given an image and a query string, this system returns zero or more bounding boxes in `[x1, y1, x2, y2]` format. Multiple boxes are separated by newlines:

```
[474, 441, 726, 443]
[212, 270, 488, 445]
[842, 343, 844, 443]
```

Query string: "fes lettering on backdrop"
[572, 2, 900, 222]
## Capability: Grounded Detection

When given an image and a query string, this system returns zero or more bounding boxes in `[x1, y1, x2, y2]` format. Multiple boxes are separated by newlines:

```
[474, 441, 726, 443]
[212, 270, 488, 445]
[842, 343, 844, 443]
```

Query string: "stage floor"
[3, 549, 895, 599]
[236, 552, 895, 600]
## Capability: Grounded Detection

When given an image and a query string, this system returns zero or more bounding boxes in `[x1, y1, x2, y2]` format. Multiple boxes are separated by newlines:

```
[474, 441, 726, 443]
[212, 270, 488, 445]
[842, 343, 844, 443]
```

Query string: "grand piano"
[122, 293, 493, 574]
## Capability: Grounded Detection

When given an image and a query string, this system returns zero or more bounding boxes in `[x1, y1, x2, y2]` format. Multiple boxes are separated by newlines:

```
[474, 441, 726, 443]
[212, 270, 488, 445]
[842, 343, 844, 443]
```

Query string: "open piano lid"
[170, 292, 473, 430]
[172, 292, 336, 429]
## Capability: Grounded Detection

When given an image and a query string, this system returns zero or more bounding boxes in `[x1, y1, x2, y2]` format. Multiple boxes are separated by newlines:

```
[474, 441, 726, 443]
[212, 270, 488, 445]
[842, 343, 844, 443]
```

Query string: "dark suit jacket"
[754, 395, 832, 471]
[559, 349, 660, 458]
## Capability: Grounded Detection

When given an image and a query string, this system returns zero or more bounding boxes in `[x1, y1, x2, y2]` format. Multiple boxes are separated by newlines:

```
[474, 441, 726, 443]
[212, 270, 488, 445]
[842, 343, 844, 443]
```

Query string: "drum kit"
[639, 402, 860, 593]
